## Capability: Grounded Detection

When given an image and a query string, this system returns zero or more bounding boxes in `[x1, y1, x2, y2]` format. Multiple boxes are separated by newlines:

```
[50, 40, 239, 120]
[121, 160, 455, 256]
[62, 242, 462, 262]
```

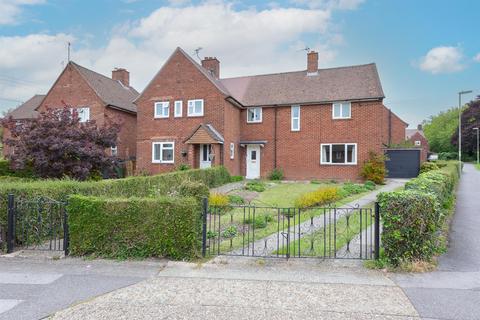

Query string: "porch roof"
[184, 124, 224, 144]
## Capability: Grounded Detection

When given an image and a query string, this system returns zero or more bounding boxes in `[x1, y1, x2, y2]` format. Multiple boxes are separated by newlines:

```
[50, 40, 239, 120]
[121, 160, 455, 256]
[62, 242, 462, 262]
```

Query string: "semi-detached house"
[135, 47, 407, 180]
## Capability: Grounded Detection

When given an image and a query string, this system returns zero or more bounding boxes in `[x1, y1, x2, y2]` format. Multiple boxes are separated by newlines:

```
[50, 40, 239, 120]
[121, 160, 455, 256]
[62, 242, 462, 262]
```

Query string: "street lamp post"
[474, 127, 479, 164]
[458, 90, 473, 168]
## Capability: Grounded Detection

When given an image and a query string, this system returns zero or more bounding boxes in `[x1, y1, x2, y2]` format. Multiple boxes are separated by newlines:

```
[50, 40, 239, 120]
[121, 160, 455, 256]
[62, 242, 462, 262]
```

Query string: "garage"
[385, 149, 421, 178]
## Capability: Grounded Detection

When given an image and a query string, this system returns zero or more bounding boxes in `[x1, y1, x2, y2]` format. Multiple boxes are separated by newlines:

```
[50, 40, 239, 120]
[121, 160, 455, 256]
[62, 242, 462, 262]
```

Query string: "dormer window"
[247, 107, 262, 123]
[332, 102, 351, 119]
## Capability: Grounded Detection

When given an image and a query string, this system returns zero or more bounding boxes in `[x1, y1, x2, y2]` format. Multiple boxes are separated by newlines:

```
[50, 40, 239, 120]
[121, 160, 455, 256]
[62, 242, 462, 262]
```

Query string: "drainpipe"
[388, 108, 392, 146]
[274, 106, 278, 168]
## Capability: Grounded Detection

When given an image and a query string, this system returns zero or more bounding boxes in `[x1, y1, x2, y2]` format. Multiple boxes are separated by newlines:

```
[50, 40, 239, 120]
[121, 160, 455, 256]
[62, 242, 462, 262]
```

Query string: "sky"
[0, 0, 479, 127]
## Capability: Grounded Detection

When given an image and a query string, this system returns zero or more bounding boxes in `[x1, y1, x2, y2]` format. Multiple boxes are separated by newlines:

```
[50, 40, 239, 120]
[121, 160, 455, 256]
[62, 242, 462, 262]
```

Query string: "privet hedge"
[378, 161, 460, 265]
[0, 166, 229, 226]
[67, 195, 202, 259]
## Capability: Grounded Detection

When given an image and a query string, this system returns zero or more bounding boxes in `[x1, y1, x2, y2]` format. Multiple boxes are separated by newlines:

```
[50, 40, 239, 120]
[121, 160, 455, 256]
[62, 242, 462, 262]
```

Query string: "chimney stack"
[307, 51, 319, 75]
[201, 57, 220, 78]
[417, 124, 423, 131]
[112, 68, 130, 87]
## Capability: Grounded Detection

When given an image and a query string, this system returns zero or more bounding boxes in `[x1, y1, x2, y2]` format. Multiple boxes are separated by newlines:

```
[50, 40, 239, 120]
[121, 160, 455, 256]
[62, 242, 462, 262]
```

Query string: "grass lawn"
[206, 181, 377, 256]
[275, 202, 375, 258]
[475, 163, 480, 171]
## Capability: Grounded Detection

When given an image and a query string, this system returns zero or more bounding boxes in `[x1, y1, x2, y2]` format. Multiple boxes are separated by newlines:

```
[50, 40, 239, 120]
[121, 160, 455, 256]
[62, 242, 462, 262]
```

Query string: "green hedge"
[0, 159, 34, 178]
[378, 161, 460, 265]
[67, 195, 202, 259]
[0, 166, 229, 226]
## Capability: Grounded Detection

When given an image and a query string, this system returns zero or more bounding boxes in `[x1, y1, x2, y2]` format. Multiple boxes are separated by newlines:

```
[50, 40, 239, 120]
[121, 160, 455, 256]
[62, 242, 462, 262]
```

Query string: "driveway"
[0, 253, 165, 320]
[391, 163, 480, 320]
[51, 257, 419, 319]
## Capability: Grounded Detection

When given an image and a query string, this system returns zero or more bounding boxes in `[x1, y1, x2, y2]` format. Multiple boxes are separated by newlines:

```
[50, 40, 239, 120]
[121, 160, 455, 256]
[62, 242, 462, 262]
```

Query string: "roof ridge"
[70, 61, 136, 91]
[220, 63, 377, 81]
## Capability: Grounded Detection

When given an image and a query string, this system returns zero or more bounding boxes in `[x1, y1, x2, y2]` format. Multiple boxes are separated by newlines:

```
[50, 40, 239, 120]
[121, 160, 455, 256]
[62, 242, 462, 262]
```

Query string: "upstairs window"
[111, 146, 118, 157]
[321, 143, 357, 165]
[152, 142, 174, 163]
[230, 143, 235, 159]
[187, 99, 204, 116]
[247, 107, 262, 123]
[154, 101, 169, 118]
[291, 105, 300, 131]
[332, 102, 351, 119]
[174, 101, 183, 117]
[415, 140, 421, 146]
[73, 107, 90, 123]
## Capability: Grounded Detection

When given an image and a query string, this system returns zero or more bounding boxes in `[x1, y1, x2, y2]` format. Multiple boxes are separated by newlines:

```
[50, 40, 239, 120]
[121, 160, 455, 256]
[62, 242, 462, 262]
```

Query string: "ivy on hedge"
[67, 195, 202, 259]
[378, 161, 460, 265]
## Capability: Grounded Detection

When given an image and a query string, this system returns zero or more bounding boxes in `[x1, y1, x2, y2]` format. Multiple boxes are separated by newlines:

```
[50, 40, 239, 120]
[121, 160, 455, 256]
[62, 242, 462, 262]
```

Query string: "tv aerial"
[194, 47, 203, 59]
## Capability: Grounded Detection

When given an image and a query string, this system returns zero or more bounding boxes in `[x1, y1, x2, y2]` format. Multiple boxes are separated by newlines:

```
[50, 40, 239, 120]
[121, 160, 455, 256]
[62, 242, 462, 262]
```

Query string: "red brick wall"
[36, 64, 136, 160]
[389, 110, 408, 145]
[408, 132, 429, 162]
[135, 49, 241, 175]
[2, 127, 13, 157]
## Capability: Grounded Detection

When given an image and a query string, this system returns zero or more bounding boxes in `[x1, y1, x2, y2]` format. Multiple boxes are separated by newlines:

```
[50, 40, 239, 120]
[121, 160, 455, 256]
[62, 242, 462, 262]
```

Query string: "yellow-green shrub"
[209, 193, 230, 207]
[294, 186, 339, 209]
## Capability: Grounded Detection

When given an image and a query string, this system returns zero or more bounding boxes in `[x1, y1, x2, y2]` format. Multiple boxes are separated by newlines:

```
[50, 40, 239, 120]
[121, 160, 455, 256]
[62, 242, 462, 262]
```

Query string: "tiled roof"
[220, 64, 385, 106]
[71, 62, 139, 113]
[5, 95, 45, 120]
[406, 129, 425, 139]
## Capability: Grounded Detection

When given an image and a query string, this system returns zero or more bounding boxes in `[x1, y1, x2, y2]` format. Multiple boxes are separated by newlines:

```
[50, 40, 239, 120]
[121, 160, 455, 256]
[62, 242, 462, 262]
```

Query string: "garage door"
[385, 149, 420, 178]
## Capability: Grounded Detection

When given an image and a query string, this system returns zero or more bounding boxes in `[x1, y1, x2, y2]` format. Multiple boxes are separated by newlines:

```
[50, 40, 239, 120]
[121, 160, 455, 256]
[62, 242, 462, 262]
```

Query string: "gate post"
[63, 203, 69, 256]
[374, 202, 380, 260]
[7, 194, 15, 254]
[202, 197, 208, 258]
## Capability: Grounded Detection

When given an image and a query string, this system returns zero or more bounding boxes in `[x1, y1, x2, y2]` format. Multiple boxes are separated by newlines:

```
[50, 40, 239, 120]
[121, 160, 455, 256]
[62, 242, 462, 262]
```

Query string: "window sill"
[332, 117, 352, 120]
[152, 162, 175, 164]
[320, 163, 357, 166]
[247, 121, 263, 124]
[154, 116, 169, 119]
[187, 114, 204, 118]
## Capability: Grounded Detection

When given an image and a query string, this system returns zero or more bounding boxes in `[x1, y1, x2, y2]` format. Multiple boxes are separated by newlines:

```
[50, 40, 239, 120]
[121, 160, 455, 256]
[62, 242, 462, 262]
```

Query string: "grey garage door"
[385, 149, 420, 178]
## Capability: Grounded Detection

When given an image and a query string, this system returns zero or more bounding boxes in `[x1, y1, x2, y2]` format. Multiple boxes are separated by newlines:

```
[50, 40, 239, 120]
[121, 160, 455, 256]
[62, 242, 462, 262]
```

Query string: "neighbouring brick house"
[2, 62, 139, 160]
[136, 47, 407, 180]
[406, 125, 429, 162]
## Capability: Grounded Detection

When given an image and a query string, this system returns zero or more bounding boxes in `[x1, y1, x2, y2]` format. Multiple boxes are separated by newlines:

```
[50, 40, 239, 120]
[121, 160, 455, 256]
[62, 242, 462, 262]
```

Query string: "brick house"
[406, 125, 429, 162]
[2, 62, 139, 160]
[135, 47, 407, 180]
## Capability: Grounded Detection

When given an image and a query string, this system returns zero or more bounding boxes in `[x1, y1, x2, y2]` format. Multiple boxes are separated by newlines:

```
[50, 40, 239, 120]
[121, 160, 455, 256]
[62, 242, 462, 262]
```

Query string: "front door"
[200, 144, 212, 169]
[246, 145, 261, 179]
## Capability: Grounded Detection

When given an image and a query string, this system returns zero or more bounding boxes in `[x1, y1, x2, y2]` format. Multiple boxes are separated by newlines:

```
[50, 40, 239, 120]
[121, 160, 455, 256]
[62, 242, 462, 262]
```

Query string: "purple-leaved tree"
[1, 106, 120, 180]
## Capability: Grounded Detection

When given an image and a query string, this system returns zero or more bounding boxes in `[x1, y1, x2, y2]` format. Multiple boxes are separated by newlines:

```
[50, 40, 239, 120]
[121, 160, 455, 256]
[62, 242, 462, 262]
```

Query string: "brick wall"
[408, 132, 429, 162]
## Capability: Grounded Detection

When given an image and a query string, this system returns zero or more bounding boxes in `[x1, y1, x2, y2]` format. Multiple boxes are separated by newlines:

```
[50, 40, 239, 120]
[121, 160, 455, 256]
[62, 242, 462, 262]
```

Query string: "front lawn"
[252, 182, 324, 207]
[475, 163, 480, 171]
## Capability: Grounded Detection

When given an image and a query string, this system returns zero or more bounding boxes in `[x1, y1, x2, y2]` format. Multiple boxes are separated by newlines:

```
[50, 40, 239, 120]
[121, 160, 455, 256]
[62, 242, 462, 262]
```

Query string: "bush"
[360, 152, 387, 184]
[420, 162, 439, 174]
[176, 163, 191, 171]
[244, 215, 272, 229]
[245, 181, 266, 192]
[268, 168, 284, 181]
[438, 152, 457, 160]
[0, 159, 35, 178]
[0, 166, 230, 227]
[228, 194, 245, 205]
[209, 193, 230, 207]
[67, 195, 201, 260]
[294, 186, 339, 209]
[364, 181, 376, 191]
[378, 191, 439, 265]
[340, 182, 369, 197]
[221, 225, 238, 238]
[230, 175, 244, 182]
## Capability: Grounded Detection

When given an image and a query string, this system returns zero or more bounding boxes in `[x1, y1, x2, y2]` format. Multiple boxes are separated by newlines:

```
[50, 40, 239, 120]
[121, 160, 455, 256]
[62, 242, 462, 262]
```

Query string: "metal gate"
[201, 199, 380, 260]
[385, 149, 421, 178]
[6, 194, 69, 255]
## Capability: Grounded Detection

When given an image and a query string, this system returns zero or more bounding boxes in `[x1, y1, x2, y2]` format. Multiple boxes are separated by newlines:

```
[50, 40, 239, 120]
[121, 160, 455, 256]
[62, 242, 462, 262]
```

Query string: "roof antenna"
[67, 42, 71, 62]
[298, 46, 311, 52]
[194, 47, 203, 60]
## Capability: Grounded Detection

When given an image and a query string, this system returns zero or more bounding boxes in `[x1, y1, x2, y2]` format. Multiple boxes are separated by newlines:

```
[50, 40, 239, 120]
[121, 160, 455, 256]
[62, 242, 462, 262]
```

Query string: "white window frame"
[174, 100, 183, 117]
[187, 99, 204, 117]
[152, 142, 175, 164]
[332, 102, 351, 119]
[111, 146, 118, 156]
[230, 142, 235, 160]
[414, 140, 421, 146]
[320, 143, 357, 165]
[73, 107, 90, 123]
[247, 107, 262, 123]
[291, 105, 300, 131]
[154, 101, 169, 118]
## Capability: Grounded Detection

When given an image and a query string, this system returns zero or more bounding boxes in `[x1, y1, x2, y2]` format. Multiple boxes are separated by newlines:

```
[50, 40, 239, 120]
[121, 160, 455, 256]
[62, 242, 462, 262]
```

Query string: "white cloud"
[419, 46, 465, 74]
[292, 0, 365, 10]
[0, 0, 45, 25]
[0, 1, 359, 111]
[474, 53, 480, 63]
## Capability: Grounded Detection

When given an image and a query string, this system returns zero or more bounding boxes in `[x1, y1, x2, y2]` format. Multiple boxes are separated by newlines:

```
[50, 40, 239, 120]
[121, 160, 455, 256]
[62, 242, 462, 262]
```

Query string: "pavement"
[51, 257, 420, 320]
[0, 252, 166, 320]
[391, 163, 480, 320]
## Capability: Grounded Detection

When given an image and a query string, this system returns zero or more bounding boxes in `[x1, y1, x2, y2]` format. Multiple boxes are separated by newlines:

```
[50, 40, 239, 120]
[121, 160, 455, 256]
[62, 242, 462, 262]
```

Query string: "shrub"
[360, 152, 387, 184]
[294, 186, 339, 209]
[245, 181, 266, 192]
[268, 168, 284, 181]
[378, 191, 439, 265]
[230, 175, 244, 182]
[438, 152, 457, 160]
[221, 225, 238, 238]
[0, 159, 35, 178]
[364, 180, 376, 191]
[420, 162, 439, 174]
[228, 194, 245, 205]
[209, 193, 230, 207]
[176, 163, 191, 171]
[245, 215, 272, 229]
[340, 182, 369, 196]
[67, 195, 201, 260]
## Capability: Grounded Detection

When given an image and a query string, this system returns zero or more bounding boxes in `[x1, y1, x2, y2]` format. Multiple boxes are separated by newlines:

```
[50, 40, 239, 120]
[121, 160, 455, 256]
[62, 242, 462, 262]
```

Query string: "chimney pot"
[417, 124, 423, 131]
[201, 57, 220, 78]
[112, 68, 130, 87]
[307, 51, 319, 75]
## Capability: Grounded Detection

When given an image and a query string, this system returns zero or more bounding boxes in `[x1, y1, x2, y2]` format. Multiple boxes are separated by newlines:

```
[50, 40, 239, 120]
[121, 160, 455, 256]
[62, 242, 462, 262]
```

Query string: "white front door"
[200, 144, 212, 169]
[246, 145, 261, 179]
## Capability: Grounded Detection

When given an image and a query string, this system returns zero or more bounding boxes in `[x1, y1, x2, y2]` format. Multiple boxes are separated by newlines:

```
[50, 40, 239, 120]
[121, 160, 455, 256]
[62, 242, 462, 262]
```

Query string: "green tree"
[423, 107, 461, 153]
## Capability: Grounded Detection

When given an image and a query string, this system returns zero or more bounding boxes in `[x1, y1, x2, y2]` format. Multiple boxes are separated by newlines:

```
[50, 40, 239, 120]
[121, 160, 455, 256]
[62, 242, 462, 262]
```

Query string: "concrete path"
[392, 163, 480, 320]
[229, 178, 408, 257]
[0, 253, 166, 320]
[51, 257, 420, 320]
